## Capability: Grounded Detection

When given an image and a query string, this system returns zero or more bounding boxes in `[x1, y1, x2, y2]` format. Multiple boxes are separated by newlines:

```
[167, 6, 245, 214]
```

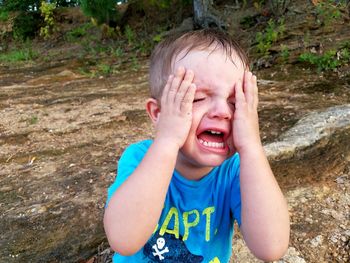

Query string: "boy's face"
[173, 48, 245, 170]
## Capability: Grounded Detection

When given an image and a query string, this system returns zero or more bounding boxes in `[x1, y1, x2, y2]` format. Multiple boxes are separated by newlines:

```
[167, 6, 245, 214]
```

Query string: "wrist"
[153, 136, 182, 152]
[237, 142, 264, 158]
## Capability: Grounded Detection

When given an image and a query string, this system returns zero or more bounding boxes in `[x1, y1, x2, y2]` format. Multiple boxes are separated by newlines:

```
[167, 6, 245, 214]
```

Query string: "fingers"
[166, 66, 186, 104]
[161, 66, 196, 114]
[237, 71, 258, 110]
[161, 74, 174, 107]
[181, 83, 196, 114]
[174, 69, 194, 106]
[234, 78, 245, 108]
[243, 71, 254, 106]
[252, 74, 258, 109]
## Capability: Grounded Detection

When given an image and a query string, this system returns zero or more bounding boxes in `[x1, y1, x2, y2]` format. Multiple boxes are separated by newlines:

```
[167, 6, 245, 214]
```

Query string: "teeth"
[199, 139, 224, 149]
[209, 130, 222, 135]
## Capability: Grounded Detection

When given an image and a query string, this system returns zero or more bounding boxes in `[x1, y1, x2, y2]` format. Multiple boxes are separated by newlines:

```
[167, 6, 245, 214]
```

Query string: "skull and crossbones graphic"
[152, 237, 169, 260]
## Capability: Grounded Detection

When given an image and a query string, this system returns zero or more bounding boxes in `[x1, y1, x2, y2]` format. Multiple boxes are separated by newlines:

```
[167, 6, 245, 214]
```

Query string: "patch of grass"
[28, 116, 38, 125]
[280, 44, 290, 63]
[113, 47, 124, 58]
[124, 25, 135, 46]
[97, 63, 112, 76]
[131, 56, 140, 71]
[298, 45, 350, 72]
[0, 9, 9, 22]
[0, 48, 39, 63]
[65, 23, 94, 42]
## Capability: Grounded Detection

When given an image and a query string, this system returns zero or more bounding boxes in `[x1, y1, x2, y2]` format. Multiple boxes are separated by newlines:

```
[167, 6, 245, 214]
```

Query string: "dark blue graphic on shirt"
[143, 232, 204, 262]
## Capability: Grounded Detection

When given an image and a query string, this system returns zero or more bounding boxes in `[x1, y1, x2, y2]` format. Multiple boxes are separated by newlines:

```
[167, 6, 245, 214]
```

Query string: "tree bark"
[193, 0, 226, 29]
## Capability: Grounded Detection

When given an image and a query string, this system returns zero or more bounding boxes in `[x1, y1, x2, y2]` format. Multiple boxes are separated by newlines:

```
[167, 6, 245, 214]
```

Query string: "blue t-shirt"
[106, 140, 241, 263]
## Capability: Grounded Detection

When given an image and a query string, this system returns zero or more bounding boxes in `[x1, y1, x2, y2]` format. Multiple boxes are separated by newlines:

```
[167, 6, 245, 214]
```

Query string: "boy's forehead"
[172, 48, 242, 69]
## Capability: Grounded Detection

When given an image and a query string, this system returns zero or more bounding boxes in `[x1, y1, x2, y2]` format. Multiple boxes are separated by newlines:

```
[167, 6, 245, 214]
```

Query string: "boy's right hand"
[155, 67, 196, 149]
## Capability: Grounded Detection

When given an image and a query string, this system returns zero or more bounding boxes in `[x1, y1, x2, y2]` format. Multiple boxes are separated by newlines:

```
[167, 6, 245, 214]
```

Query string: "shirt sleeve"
[229, 153, 242, 226]
[105, 140, 151, 207]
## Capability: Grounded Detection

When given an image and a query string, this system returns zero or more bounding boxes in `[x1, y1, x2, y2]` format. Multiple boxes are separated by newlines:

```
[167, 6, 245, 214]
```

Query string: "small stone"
[310, 235, 323, 247]
[305, 217, 313, 223]
[300, 197, 307, 203]
[331, 210, 344, 220]
[330, 235, 338, 243]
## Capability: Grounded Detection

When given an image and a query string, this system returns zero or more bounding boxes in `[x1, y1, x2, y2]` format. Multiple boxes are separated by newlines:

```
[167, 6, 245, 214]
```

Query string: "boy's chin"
[186, 154, 228, 168]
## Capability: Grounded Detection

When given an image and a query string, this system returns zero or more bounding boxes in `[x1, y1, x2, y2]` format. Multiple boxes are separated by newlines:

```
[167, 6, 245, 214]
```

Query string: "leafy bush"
[255, 19, 285, 55]
[299, 51, 337, 71]
[315, 0, 347, 26]
[80, 0, 120, 26]
[65, 23, 94, 42]
[12, 11, 42, 40]
[55, 0, 79, 7]
[39, 1, 57, 39]
[1, 0, 41, 12]
[0, 8, 9, 21]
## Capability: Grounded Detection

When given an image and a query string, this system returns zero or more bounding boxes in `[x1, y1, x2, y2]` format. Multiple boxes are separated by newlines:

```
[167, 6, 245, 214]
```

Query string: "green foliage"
[138, 0, 191, 10]
[0, 8, 9, 21]
[253, 0, 266, 11]
[131, 55, 140, 71]
[240, 15, 256, 29]
[39, 1, 56, 39]
[124, 25, 135, 45]
[298, 46, 350, 72]
[255, 19, 285, 56]
[55, 0, 79, 7]
[97, 63, 112, 76]
[315, 0, 346, 26]
[280, 44, 290, 62]
[113, 47, 124, 57]
[65, 23, 93, 42]
[1, 0, 41, 12]
[28, 115, 38, 125]
[269, 0, 290, 17]
[0, 45, 39, 63]
[12, 11, 41, 40]
[79, 0, 120, 26]
[152, 32, 164, 43]
[299, 50, 339, 71]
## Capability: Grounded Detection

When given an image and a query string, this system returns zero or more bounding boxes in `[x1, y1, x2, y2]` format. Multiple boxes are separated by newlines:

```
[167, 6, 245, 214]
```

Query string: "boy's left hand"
[232, 71, 261, 154]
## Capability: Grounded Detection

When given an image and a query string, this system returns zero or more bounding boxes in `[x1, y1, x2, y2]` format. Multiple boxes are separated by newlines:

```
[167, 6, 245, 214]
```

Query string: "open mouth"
[197, 129, 226, 149]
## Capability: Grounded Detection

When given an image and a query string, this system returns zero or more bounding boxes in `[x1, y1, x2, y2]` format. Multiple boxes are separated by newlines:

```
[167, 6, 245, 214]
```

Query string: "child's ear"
[145, 98, 161, 125]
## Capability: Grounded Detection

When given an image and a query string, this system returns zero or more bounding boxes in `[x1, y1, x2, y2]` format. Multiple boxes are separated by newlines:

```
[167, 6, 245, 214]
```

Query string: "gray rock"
[264, 105, 350, 160]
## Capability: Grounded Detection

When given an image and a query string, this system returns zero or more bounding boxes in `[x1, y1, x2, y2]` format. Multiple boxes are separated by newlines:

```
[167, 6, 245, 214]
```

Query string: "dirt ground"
[1, 57, 349, 262]
[1, 1, 350, 262]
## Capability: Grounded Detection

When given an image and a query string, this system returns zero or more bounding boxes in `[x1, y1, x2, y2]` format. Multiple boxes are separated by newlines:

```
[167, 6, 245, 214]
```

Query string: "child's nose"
[207, 101, 232, 120]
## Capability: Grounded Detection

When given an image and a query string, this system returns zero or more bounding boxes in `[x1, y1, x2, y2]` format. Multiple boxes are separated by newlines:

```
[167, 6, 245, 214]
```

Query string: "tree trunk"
[193, 0, 226, 29]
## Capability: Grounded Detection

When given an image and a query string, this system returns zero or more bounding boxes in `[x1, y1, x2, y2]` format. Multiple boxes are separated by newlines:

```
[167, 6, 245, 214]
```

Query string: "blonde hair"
[149, 29, 249, 99]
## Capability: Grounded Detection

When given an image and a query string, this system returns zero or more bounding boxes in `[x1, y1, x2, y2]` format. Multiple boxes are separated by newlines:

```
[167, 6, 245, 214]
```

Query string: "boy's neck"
[175, 158, 213, 181]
